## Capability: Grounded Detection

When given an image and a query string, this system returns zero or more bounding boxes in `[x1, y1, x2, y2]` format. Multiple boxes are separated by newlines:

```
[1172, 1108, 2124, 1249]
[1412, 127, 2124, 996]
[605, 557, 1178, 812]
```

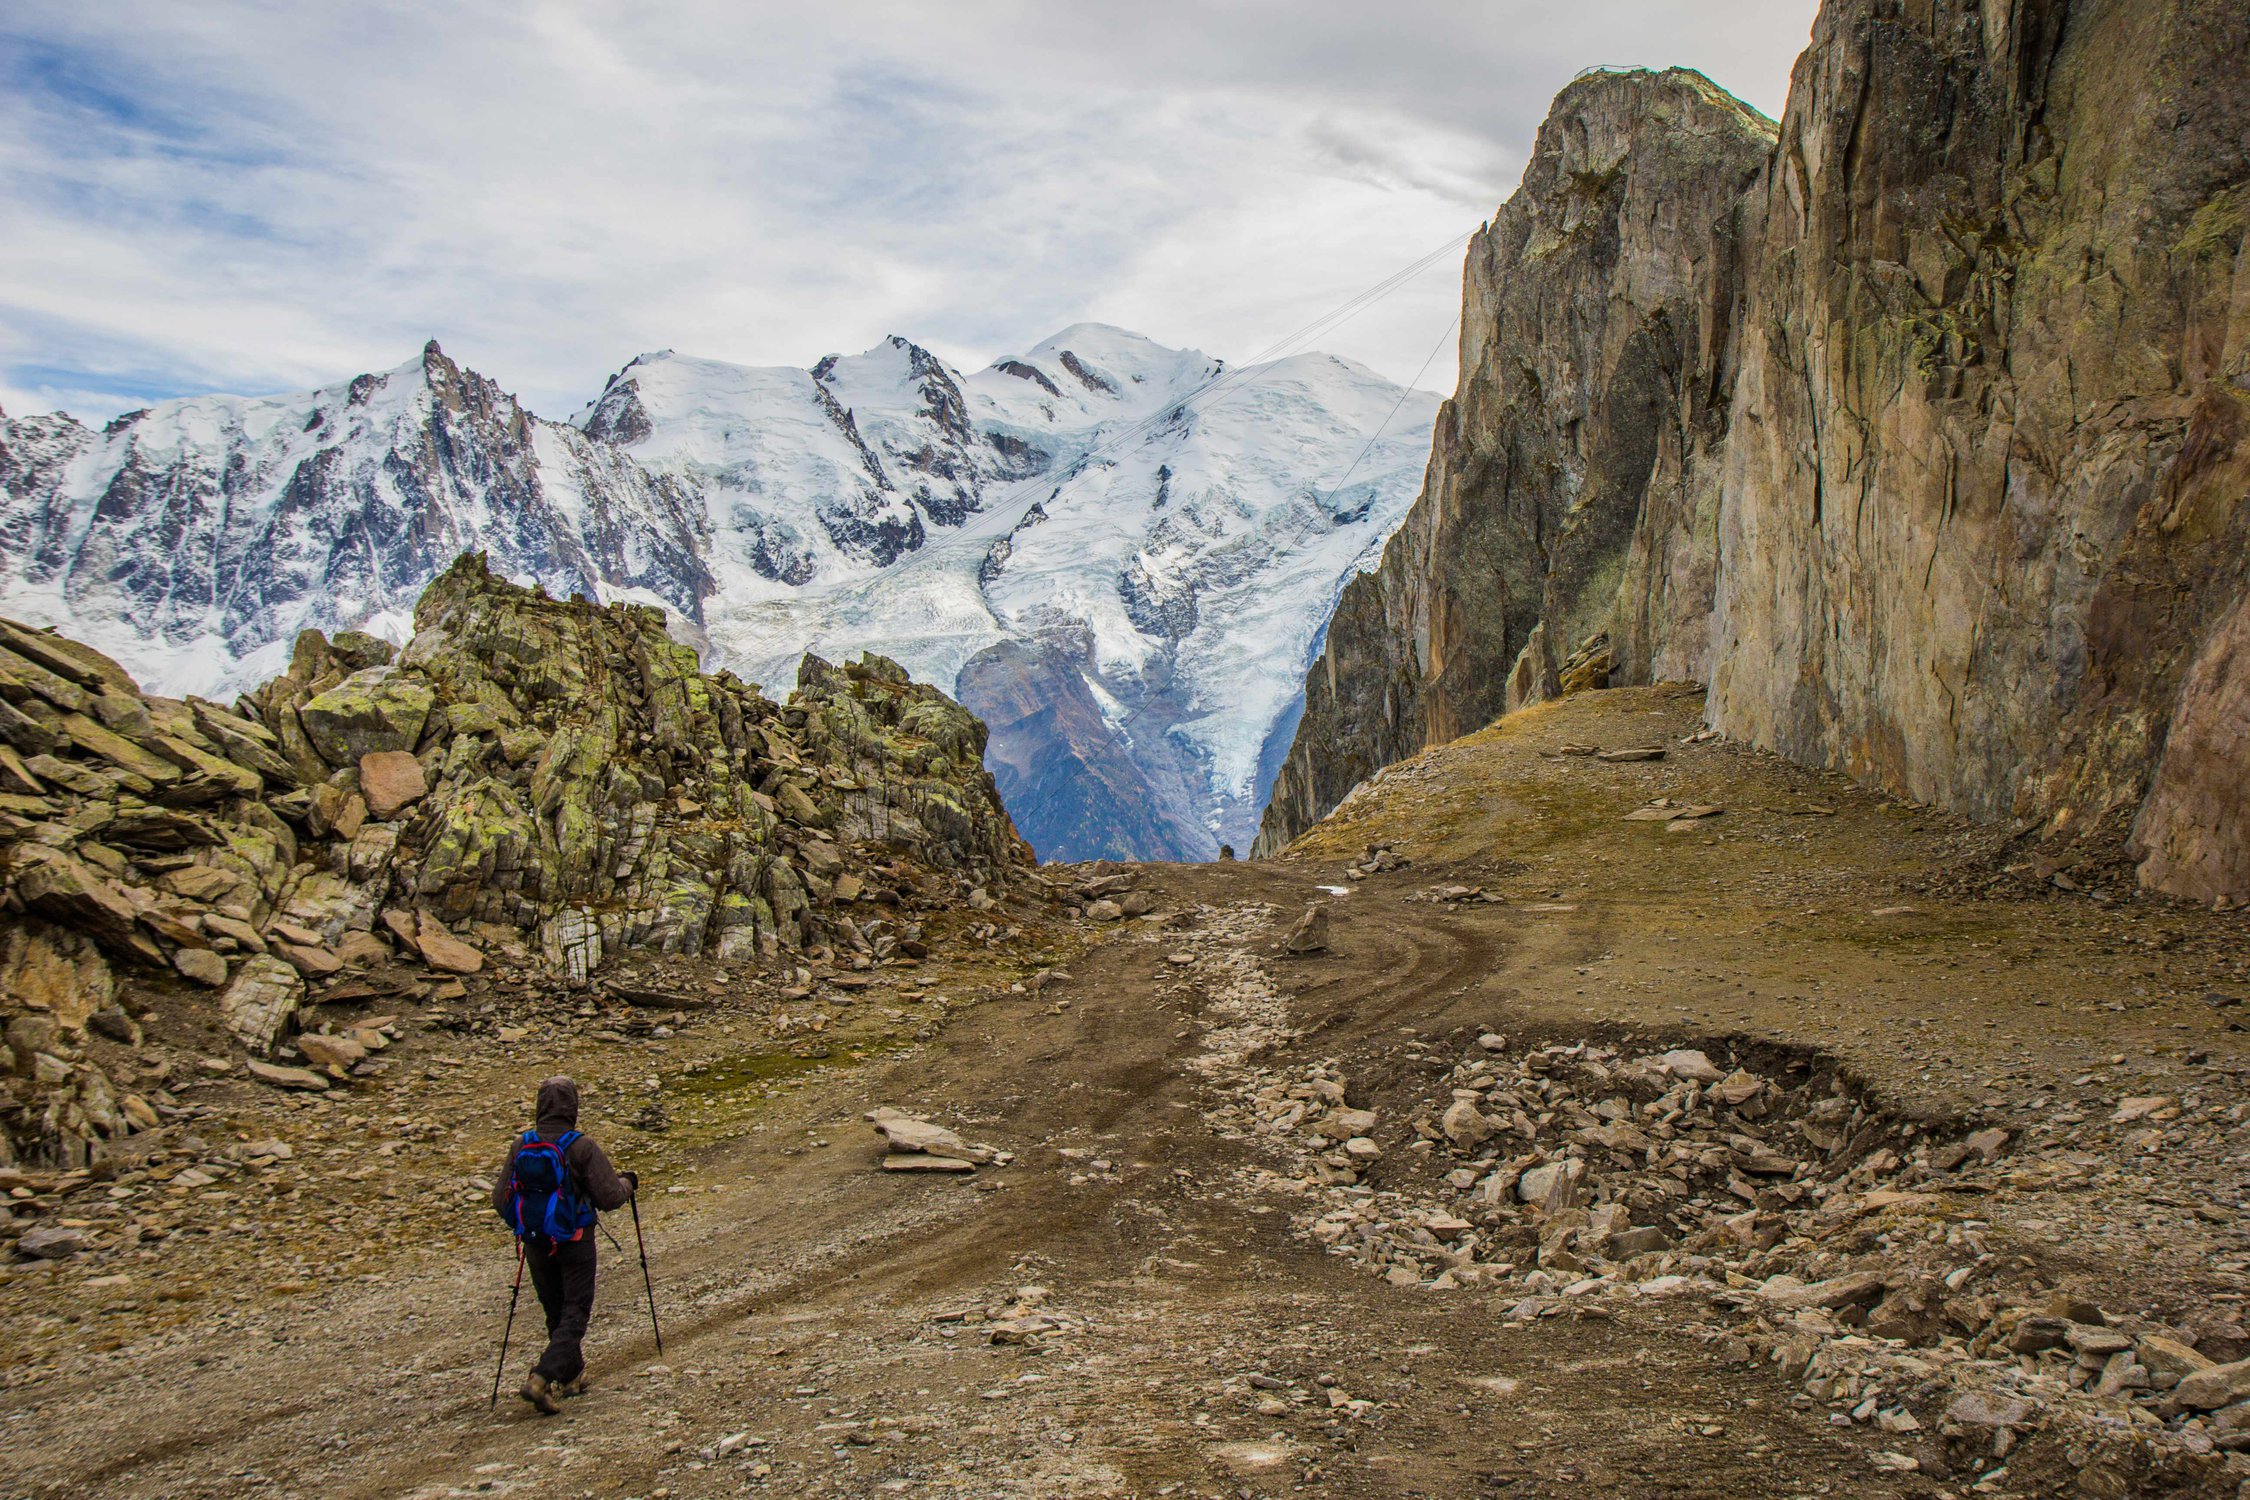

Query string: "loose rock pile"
[0, 554, 1030, 1169]
[1341, 844, 1408, 880]
[1041, 869, 1156, 923]
[1220, 1030, 2250, 1484]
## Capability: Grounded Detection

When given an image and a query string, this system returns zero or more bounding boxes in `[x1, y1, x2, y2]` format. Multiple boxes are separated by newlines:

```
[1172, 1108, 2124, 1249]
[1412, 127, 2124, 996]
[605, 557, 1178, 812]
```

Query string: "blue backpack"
[504, 1129, 598, 1242]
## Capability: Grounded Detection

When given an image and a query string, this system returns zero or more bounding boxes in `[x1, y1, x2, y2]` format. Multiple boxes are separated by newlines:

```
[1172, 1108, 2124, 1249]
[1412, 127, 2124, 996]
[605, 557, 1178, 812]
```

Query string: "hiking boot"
[518, 1373, 561, 1415]
[557, 1376, 589, 1398]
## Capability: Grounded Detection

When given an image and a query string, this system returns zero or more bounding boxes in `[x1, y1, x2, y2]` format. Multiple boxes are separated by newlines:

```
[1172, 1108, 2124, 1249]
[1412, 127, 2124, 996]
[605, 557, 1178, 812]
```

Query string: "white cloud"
[0, 0, 1817, 421]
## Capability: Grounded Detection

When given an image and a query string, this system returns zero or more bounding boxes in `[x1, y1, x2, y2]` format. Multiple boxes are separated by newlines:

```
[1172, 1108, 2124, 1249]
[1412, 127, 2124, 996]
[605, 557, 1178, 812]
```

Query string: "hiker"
[491, 1076, 639, 1413]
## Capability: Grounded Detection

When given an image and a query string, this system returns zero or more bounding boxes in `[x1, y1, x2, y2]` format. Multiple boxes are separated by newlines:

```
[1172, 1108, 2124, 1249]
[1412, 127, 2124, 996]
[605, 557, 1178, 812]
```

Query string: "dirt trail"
[4, 688, 2247, 1499]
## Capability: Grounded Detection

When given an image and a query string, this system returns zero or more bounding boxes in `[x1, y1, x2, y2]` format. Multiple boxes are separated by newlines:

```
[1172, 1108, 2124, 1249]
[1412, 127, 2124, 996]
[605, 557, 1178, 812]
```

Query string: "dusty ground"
[3, 687, 2247, 1499]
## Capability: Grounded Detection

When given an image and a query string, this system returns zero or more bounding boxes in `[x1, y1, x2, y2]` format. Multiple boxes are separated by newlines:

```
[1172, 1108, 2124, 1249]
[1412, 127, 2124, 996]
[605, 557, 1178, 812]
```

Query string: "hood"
[535, 1076, 580, 1133]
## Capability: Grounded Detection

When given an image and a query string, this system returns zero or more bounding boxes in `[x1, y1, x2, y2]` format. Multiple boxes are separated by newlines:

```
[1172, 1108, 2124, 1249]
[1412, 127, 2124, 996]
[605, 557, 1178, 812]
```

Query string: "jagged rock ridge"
[0, 556, 1027, 1167]
[1259, 0, 2250, 904]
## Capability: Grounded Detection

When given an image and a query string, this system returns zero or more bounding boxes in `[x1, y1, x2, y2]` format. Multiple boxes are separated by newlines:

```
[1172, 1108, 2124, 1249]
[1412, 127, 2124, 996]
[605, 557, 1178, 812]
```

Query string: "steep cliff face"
[1256, 69, 1775, 853]
[1262, 0, 2249, 902]
[1707, 0, 2250, 902]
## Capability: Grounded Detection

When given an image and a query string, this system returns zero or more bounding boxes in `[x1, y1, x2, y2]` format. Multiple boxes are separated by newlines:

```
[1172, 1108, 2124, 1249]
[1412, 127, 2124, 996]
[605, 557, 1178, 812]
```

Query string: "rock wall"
[0, 553, 1028, 1167]
[1255, 68, 1775, 854]
[1259, 0, 2250, 902]
[1707, 0, 2250, 902]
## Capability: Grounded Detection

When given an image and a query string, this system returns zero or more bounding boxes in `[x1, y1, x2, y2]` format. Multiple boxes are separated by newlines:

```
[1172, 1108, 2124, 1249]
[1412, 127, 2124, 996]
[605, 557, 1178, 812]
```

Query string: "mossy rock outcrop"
[297, 670, 435, 766]
[0, 553, 1031, 1168]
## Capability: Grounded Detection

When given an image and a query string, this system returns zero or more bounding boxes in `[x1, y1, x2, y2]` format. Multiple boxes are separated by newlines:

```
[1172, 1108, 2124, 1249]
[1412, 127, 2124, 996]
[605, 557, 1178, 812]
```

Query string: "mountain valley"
[1, 0, 2247, 1494]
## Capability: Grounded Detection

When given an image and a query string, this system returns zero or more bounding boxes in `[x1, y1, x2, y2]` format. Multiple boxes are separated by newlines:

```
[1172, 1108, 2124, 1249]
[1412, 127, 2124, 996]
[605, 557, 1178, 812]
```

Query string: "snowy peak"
[0, 345, 708, 695]
[1, 323, 1443, 861]
[969, 324, 1220, 436]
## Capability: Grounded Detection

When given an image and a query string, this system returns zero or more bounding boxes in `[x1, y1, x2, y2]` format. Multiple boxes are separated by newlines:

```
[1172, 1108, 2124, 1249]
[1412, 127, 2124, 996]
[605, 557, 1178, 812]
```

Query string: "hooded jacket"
[491, 1076, 636, 1226]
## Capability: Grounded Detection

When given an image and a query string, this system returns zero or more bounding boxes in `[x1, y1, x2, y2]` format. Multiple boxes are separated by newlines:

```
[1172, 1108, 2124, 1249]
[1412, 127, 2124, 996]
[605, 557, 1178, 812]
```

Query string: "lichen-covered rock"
[10, 847, 163, 966]
[297, 670, 434, 765]
[218, 955, 304, 1055]
[0, 550, 1030, 1165]
[350, 554, 1028, 962]
[0, 924, 114, 1031]
[1707, 0, 2250, 902]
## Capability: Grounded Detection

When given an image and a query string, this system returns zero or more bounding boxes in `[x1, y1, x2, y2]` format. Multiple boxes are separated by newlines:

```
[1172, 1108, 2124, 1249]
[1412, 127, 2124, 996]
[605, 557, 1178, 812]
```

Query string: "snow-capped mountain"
[0, 342, 709, 693]
[0, 325, 1439, 861]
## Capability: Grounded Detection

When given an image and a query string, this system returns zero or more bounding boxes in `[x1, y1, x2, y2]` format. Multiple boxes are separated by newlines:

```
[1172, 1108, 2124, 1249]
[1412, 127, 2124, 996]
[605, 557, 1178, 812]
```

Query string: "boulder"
[1655, 1048, 1725, 1083]
[172, 947, 229, 987]
[0, 923, 115, 1029]
[219, 956, 304, 1054]
[187, 700, 297, 784]
[56, 712, 180, 786]
[2174, 1358, 2250, 1411]
[1608, 1225, 1669, 1259]
[867, 1106, 1001, 1166]
[1516, 1159, 1584, 1208]
[1762, 1270, 1889, 1312]
[12, 849, 162, 965]
[1322, 1107, 1378, 1139]
[1280, 903, 1330, 954]
[778, 780, 824, 826]
[144, 731, 263, 798]
[1441, 1099, 1496, 1149]
[275, 941, 343, 978]
[0, 619, 136, 696]
[358, 750, 427, 820]
[2137, 1335, 2215, 1389]
[327, 630, 396, 671]
[246, 1059, 329, 1091]
[334, 931, 391, 968]
[297, 670, 433, 765]
[413, 916, 484, 975]
[15, 1225, 86, 1260]
[296, 1032, 366, 1074]
[0, 743, 42, 794]
[1943, 1393, 2034, 1431]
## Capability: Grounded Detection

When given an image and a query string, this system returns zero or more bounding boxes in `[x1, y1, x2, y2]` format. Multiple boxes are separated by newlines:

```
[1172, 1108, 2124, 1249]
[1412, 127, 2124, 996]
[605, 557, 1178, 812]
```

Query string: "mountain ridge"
[0, 322, 1441, 863]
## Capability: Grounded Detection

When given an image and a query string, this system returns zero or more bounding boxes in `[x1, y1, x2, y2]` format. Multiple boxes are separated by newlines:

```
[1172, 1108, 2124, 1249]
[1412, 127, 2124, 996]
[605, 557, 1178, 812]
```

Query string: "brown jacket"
[491, 1077, 635, 1222]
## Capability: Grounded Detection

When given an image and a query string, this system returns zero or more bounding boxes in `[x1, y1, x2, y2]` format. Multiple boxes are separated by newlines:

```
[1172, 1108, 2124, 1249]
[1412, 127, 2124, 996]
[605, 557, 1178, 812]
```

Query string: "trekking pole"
[489, 1240, 526, 1410]
[628, 1191, 664, 1354]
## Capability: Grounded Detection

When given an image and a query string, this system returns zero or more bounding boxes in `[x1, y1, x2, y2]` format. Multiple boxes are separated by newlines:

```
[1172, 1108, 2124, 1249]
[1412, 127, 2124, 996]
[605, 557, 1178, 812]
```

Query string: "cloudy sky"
[0, 2, 1817, 422]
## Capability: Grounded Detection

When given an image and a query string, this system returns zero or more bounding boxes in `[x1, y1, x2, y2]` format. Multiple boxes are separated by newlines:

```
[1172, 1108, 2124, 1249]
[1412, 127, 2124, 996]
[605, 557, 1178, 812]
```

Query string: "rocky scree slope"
[0, 553, 1026, 1169]
[1259, 0, 2250, 907]
[0, 326, 1437, 864]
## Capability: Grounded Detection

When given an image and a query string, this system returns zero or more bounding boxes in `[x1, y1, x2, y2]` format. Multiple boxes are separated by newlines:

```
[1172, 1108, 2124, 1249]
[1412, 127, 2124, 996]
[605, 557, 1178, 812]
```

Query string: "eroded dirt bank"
[4, 687, 2248, 1499]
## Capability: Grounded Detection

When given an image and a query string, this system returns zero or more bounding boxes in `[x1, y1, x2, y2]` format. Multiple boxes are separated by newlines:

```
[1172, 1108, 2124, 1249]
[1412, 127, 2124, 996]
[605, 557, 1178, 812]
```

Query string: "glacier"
[0, 324, 1439, 861]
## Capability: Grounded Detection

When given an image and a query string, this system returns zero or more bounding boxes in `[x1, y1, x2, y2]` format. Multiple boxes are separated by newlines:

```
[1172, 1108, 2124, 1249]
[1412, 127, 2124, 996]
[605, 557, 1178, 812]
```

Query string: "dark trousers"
[524, 1233, 597, 1383]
